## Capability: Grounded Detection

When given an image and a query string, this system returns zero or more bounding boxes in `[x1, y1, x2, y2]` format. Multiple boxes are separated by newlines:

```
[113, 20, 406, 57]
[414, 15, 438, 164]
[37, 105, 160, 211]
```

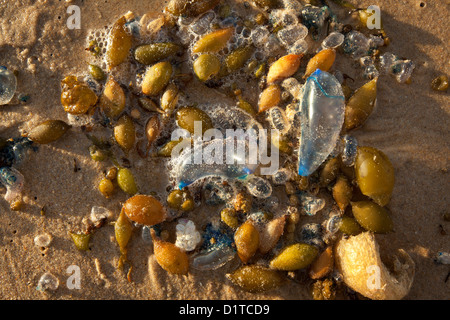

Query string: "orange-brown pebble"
[258, 84, 281, 113]
[267, 54, 303, 84]
[151, 229, 189, 275]
[309, 246, 334, 280]
[258, 215, 286, 254]
[304, 48, 336, 78]
[123, 194, 167, 226]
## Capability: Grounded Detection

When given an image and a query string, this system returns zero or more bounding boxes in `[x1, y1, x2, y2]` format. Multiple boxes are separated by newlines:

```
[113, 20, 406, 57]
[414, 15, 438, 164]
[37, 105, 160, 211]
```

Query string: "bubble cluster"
[0, 66, 17, 105]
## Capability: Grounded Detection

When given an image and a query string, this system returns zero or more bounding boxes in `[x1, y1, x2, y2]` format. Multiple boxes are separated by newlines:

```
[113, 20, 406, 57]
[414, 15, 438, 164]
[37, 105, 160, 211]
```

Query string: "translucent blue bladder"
[172, 137, 259, 189]
[297, 69, 345, 176]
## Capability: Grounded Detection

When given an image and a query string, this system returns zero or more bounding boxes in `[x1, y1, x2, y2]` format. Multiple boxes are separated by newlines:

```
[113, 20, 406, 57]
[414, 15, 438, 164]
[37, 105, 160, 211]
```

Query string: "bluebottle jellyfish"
[171, 137, 259, 189]
[0, 166, 24, 203]
[297, 69, 345, 176]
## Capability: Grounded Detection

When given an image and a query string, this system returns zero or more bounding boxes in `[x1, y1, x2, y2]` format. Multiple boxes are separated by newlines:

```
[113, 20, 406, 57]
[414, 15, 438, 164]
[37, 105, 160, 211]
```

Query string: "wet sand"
[0, 0, 448, 300]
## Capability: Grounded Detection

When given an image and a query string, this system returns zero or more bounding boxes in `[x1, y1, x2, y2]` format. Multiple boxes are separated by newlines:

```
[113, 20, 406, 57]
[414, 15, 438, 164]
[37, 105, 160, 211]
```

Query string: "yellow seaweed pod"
[99, 177, 115, 198]
[117, 168, 138, 195]
[69, 232, 91, 251]
[351, 201, 393, 233]
[115, 209, 133, 269]
[106, 16, 133, 69]
[344, 77, 378, 131]
[192, 27, 234, 53]
[114, 114, 136, 152]
[193, 54, 221, 81]
[167, 189, 195, 212]
[269, 243, 318, 271]
[28, 120, 71, 144]
[355, 146, 395, 206]
[142, 61, 173, 96]
[115, 209, 133, 255]
[304, 48, 336, 78]
[234, 220, 260, 263]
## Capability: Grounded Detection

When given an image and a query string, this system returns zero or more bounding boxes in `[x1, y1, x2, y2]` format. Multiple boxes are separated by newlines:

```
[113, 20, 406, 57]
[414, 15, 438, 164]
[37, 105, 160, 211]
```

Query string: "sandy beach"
[0, 0, 448, 300]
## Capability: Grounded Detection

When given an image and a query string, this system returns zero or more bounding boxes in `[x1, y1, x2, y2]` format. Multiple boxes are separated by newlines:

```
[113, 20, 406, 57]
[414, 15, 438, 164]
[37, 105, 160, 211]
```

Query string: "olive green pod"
[269, 243, 319, 271]
[344, 78, 378, 131]
[175, 106, 213, 134]
[193, 54, 221, 81]
[226, 265, 284, 293]
[157, 138, 190, 157]
[220, 207, 239, 229]
[351, 201, 393, 233]
[355, 146, 394, 206]
[114, 115, 136, 152]
[117, 168, 138, 195]
[69, 232, 91, 251]
[115, 209, 133, 254]
[167, 189, 195, 212]
[142, 61, 173, 96]
[236, 96, 256, 115]
[28, 120, 71, 144]
[225, 46, 254, 73]
[271, 130, 292, 154]
[134, 43, 181, 65]
[339, 215, 363, 235]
